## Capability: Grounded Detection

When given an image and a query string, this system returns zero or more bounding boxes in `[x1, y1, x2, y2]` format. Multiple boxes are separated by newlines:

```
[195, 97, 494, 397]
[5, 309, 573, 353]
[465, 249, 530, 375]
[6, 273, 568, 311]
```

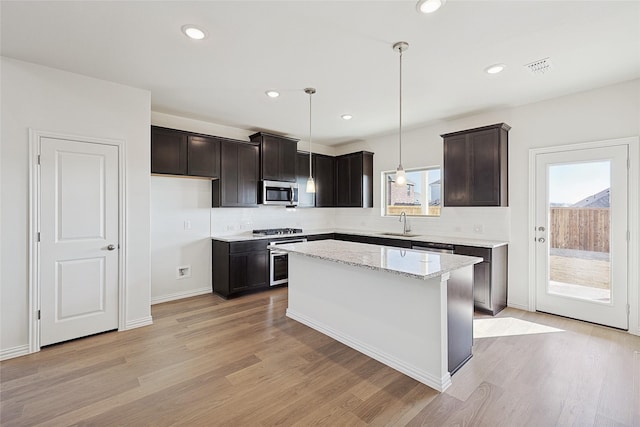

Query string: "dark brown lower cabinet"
[212, 240, 269, 298]
[454, 244, 508, 315]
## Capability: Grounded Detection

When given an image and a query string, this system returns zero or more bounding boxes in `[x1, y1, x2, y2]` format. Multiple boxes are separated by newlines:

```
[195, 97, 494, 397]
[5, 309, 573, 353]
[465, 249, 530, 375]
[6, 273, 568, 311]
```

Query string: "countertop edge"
[211, 228, 508, 248]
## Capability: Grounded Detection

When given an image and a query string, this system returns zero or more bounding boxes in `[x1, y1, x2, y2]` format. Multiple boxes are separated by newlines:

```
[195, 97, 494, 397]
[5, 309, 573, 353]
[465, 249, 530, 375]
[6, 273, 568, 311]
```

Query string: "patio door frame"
[528, 136, 639, 335]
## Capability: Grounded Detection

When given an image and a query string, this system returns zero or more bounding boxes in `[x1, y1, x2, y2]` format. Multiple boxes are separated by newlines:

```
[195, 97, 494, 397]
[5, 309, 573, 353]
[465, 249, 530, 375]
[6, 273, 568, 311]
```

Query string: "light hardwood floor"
[1, 288, 639, 426]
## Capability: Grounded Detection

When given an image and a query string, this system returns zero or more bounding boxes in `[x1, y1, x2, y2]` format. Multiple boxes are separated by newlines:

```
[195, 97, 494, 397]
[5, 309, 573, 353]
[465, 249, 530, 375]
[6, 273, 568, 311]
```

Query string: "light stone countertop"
[211, 228, 507, 249]
[274, 239, 482, 281]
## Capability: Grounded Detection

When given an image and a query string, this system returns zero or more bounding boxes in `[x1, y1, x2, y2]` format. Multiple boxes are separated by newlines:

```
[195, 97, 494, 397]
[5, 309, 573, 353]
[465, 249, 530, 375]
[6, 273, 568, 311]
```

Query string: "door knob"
[538, 238, 545, 243]
[107, 244, 116, 251]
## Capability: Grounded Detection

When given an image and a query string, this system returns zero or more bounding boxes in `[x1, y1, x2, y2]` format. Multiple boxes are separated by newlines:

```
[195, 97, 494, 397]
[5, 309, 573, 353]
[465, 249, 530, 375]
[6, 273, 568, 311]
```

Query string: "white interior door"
[534, 144, 628, 329]
[39, 137, 120, 346]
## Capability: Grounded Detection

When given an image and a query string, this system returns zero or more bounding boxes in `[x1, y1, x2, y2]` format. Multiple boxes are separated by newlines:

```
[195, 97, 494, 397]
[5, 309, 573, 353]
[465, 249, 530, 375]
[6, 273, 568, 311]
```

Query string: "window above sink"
[382, 166, 441, 217]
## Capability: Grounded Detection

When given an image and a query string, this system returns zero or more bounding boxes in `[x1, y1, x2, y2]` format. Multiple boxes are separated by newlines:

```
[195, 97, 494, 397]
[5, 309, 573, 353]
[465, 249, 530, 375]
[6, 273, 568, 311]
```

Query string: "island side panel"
[286, 253, 452, 392]
[446, 265, 474, 374]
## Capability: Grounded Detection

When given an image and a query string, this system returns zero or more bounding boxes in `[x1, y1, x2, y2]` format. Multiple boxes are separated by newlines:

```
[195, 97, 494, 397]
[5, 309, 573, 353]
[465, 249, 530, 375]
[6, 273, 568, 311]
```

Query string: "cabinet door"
[237, 143, 259, 206]
[252, 133, 298, 182]
[220, 141, 240, 206]
[443, 134, 468, 206]
[246, 251, 268, 288]
[336, 155, 351, 206]
[151, 127, 187, 175]
[469, 128, 500, 205]
[188, 135, 220, 178]
[228, 254, 246, 292]
[279, 140, 297, 182]
[261, 135, 280, 181]
[472, 262, 492, 310]
[229, 251, 268, 292]
[296, 152, 315, 207]
[314, 155, 335, 207]
[348, 155, 363, 207]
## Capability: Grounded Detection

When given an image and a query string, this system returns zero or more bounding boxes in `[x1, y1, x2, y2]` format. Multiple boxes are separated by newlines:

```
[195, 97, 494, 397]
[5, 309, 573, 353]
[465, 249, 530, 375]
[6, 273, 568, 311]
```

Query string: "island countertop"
[274, 239, 482, 281]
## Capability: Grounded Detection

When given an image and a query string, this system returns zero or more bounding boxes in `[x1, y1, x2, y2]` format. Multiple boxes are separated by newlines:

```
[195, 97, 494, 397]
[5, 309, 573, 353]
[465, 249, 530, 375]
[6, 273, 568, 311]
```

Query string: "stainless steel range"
[253, 228, 306, 286]
[252, 228, 303, 236]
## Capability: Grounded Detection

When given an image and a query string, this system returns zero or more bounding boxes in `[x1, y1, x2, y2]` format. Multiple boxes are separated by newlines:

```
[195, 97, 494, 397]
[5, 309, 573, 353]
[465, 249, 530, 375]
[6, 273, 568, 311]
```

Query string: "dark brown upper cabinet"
[212, 140, 259, 207]
[187, 135, 220, 178]
[151, 126, 220, 178]
[442, 123, 510, 207]
[336, 151, 374, 208]
[295, 151, 316, 208]
[313, 154, 336, 207]
[249, 132, 298, 182]
[151, 126, 187, 175]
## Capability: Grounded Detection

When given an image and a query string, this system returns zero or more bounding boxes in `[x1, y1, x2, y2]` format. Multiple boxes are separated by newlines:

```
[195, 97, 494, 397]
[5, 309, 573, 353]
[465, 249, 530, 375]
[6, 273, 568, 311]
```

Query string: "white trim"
[507, 302, 530, 312]
[528, 136, 640, 335]
[151, 287, 211, 305]
[125, 316, 153, 330]
[286, 309, 452, 392]
[29, 129, 127, 354]
[628, 138, 639, 336]
[0, 345, 31, 361]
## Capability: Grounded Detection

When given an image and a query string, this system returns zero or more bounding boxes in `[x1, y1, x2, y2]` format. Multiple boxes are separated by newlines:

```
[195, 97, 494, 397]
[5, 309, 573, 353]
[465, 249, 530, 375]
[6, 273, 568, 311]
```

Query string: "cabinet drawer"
[454, 245, 491, 262]
[229, 240, 269, 253]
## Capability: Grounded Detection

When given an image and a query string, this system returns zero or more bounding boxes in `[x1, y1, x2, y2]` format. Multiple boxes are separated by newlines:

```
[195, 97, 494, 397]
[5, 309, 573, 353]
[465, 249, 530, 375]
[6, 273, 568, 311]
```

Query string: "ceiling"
[1, 1, 639, 146]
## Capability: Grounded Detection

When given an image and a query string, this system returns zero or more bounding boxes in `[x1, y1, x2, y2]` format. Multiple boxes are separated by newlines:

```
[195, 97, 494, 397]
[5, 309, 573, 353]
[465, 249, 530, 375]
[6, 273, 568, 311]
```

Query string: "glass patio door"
[534, 144, 628, 329]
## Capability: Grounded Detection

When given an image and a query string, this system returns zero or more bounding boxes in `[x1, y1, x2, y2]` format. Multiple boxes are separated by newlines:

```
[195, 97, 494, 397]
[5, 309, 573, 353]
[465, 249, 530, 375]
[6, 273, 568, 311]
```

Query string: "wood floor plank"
[2, 288, 639, 426]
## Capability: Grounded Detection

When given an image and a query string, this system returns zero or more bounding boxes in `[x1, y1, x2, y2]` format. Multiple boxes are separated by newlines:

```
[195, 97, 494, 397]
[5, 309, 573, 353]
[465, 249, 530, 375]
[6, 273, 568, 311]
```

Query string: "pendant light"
[304, 87, 316, 193]
[393, 41, 408, 186]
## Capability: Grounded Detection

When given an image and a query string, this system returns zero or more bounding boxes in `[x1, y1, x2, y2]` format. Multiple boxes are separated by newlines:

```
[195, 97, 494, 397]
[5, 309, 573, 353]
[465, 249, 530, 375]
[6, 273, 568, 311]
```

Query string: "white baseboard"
[124, 316, 153, 330]
[507, 302, 531, 312]
[151, 287, 211, 305]
[0, 344, 30, 361]
[286, 308, 451, 392]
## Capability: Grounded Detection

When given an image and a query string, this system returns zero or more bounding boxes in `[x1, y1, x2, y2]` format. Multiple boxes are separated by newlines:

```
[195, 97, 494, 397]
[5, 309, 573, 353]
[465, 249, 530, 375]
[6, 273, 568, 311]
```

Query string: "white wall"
[333, 78, 640, 332]
[149, 112, 336, 303]
[0, 57, 152, 358]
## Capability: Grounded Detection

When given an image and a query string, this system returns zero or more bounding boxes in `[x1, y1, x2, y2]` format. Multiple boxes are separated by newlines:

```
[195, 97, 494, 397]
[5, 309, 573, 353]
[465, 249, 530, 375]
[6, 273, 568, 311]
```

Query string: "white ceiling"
[2, 1, 639, 146]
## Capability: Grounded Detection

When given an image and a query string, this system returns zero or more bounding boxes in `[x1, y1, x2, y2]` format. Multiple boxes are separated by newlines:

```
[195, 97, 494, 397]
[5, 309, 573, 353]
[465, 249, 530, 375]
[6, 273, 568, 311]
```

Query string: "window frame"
[381, 165, 441, 217]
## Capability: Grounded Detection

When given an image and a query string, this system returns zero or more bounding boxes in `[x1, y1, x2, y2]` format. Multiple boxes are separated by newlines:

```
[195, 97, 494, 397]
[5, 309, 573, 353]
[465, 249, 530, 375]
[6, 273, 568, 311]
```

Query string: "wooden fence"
[550, 208, 609, 252]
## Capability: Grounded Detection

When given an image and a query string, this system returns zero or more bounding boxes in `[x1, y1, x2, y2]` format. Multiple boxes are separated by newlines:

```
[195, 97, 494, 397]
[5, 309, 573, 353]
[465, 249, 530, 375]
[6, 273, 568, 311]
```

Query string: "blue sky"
[548, 161, 610, 204]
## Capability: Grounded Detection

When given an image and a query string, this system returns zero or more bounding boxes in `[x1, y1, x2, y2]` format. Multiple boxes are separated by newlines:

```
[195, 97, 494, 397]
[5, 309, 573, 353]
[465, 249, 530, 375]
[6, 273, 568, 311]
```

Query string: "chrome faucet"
[399, 211, 410, 235]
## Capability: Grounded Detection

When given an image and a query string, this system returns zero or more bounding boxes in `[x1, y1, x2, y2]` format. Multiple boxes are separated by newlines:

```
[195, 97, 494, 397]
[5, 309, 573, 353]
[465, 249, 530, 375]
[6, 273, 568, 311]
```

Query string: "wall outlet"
[177, 265, 191, 279]
[184, 220, 191, 230]
[473, 224, 483, 234]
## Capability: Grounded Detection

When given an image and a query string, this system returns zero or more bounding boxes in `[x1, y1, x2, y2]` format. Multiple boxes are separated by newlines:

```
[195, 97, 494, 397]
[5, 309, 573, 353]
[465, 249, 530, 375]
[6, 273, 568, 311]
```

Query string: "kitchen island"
[274, 239, 482, 392]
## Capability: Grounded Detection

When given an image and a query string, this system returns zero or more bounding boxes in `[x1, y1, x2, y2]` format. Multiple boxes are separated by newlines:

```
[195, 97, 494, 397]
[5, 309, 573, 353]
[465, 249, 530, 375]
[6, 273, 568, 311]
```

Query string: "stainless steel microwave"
[261, 180, 299, 206]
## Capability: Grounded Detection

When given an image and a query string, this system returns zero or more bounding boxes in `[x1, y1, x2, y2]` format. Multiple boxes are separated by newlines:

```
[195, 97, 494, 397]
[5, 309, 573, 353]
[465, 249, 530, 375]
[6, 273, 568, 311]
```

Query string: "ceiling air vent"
[525, 57, 553, 75]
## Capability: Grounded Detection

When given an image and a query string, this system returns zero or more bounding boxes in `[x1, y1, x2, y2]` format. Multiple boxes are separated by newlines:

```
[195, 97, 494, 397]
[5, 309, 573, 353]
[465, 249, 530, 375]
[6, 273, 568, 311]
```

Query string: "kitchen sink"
[379, 232, 420, 238]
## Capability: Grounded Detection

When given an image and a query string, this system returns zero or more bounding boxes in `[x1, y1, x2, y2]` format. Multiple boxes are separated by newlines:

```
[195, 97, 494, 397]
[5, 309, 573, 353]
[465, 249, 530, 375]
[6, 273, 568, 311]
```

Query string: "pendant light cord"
[308, 90, 313, 178]
[398, 46, 403, 169]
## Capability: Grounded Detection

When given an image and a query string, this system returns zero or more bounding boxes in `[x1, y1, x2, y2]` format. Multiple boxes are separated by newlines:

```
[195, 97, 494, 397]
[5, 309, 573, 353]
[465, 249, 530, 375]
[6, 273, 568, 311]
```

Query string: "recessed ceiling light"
[181, 25, 206, 40]
[416, 0, 446, 14]
[485, 63, 506, 74]
[265, 90, 280, 98]
[341, 114, 353, 120]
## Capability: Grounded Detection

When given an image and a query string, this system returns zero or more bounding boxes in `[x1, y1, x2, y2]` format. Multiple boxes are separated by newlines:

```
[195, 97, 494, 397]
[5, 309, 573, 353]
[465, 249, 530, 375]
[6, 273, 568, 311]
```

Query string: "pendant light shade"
[304, 87, 316, 193]
[393, 41, 408, 187]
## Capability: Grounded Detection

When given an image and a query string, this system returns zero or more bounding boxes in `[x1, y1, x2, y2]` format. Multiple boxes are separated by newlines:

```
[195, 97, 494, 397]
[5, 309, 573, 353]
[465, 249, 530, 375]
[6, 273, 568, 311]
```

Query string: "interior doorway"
[30, 130, 125, 351]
